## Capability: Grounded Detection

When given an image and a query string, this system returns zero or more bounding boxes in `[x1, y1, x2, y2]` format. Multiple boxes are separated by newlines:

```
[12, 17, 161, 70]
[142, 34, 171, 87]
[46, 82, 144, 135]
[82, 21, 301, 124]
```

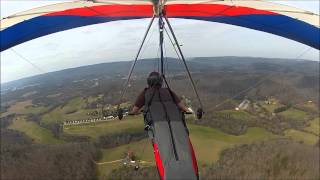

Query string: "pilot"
[130, 71, 190, 114]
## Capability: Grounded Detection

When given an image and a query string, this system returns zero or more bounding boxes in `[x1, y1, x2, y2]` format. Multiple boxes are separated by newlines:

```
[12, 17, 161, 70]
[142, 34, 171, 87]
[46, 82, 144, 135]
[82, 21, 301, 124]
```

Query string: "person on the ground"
[130, 71, 190, 115]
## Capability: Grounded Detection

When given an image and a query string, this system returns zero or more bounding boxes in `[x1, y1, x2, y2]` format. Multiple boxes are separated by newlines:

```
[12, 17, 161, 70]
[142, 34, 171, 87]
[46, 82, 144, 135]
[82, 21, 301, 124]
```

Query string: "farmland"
[1, 58, 319, 180]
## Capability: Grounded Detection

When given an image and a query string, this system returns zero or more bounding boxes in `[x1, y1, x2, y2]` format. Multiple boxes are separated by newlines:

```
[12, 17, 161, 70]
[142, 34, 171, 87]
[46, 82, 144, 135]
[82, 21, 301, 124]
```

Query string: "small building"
[238, 99, 250, 110]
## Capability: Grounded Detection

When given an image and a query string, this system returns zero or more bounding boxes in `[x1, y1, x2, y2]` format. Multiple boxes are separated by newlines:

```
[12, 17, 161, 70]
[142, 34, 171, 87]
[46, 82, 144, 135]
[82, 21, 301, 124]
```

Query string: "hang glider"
[1, 0, 319, 51]
[1, 1, 318, 179]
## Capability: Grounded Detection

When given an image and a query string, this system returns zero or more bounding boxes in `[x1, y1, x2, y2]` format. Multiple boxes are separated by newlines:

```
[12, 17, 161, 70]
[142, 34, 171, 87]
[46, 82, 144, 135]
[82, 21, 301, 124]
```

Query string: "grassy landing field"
[41, 97, 98, 125]
[9, 116, 63, 144]
[215, 110, 255, 121]
[40, 96, 127, 126]
[64, 116, 144, 140]
[279, 108, 309, 121]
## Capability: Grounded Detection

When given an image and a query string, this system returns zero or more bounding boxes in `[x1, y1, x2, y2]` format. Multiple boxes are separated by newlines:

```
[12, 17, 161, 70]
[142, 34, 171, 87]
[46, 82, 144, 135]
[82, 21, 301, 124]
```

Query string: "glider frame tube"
[117, 15, 155, 111]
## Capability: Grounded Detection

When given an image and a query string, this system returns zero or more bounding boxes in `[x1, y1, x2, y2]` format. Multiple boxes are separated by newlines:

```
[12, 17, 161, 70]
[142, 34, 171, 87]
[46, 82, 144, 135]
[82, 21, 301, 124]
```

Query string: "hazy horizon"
[1, 56, 318, 85]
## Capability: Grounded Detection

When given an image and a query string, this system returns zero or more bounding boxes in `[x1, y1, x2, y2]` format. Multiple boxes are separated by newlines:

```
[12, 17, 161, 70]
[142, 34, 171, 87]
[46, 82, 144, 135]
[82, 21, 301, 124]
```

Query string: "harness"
[144, 87, 183, 160]
[143, 87, 198, 179]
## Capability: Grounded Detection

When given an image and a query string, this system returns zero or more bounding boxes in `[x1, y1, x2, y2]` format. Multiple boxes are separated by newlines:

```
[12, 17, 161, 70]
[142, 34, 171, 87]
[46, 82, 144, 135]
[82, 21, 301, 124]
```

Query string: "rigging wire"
[164, 16, 204, 110]
[212, 45, 315, 110]
[163, 26, 188, 100]
[136, 23, 159, 72]
[154, 43, 161, 71]
[164, 34, 176, 88]
[164, 26, 202, 113]
[212, 73, 275, 109]
[136, 19, 157, 60]
[10, 48, 58, 82]
[162, 35, 168, 86]
[163, 36, 167, 76]
[10, 48, 47, 75]
[157, 45, 160, 72]
[164, 26, 181, 61]
[164, 35, 170, 85]
[294, 47, 313, 59]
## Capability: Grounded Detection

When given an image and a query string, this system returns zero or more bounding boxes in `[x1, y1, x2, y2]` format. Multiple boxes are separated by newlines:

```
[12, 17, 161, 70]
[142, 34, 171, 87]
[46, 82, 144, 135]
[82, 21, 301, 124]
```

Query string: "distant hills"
[1, 56, 318, 109]
[2, 56, 318, 90]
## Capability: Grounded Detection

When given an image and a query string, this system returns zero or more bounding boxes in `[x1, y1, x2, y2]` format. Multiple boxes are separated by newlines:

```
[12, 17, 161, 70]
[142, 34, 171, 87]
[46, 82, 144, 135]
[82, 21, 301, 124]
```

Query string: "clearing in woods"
[9, 116, 63, 144]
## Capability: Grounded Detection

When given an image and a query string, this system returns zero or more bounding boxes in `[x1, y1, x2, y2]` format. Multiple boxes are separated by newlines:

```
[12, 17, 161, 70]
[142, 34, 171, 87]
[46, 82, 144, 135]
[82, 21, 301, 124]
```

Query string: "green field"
[97, 138, 154, 178]
[95, 122, 277, 179]
[1, 100, 49, 117]
[214, 109, 255, 121]
[95, 121, 319, 179]
[284, 129, 319, 145]
[189, 125, 276, 163]
[42, 108, 94, 124]
[279, 108, 309, 121]
[304, 118, 320, 135]
[9, 117, 63, 144]
[300, 102, 319, 112]
[283, 117, 320, 145]
[40, 96, 128, 126]
[41, 97, 98, 125]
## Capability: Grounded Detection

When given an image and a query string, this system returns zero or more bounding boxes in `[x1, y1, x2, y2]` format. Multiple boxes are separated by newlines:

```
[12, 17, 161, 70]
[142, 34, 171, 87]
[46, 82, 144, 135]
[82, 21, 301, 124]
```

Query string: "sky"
[1, 0, 319, 83]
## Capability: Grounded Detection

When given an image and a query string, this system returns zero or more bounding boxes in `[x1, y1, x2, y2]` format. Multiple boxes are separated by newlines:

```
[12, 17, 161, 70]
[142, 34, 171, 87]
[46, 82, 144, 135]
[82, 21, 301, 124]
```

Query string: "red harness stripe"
[188, 138, 199, 177]
[153, 142, 165, 180]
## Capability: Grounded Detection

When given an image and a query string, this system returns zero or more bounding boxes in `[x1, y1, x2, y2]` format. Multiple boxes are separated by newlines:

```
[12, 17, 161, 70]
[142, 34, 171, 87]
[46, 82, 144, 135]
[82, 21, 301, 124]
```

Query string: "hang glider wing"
[164, 0, 319, 50]
[1, 0, 319, 51]
[0, 1, 154, 51]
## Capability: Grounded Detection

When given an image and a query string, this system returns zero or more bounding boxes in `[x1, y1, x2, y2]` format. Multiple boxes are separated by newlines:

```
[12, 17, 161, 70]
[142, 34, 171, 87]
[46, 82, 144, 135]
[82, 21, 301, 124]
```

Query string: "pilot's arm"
[130, 89, 146, 115]
[177, 101, 190, 113]
[171, 90, 190, 113]
[130, 106, 140, 115]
